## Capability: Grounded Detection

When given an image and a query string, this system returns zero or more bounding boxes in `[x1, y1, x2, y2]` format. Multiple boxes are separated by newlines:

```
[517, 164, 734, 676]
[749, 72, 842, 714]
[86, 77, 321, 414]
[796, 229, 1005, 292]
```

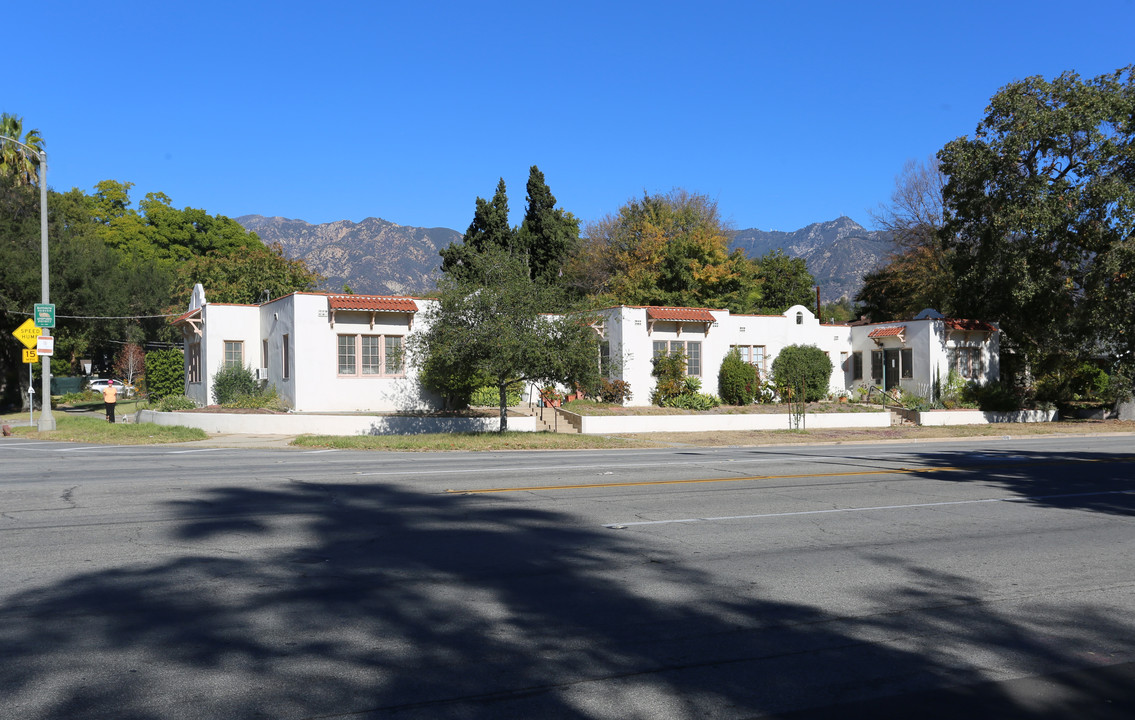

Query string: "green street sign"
[34, 303, 55, 328]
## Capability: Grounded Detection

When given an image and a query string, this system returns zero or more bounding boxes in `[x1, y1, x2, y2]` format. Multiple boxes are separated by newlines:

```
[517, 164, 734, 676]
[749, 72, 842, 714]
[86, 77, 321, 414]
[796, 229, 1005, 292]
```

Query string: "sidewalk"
[161, 433, 301, 449]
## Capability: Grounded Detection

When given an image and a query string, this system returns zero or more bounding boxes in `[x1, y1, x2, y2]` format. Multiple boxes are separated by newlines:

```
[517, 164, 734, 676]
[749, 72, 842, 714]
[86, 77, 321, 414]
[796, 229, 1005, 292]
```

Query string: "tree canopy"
[440, 167, 580, 290]
[0, 120, 323, 409]
[566, 190, 813, 314]
[414, 245, 600, 430]
[938, 66, 1135, 383]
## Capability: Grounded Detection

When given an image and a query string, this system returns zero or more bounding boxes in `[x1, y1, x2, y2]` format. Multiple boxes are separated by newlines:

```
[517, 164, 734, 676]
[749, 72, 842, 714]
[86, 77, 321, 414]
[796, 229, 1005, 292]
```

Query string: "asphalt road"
[1, 436, 1133, 719]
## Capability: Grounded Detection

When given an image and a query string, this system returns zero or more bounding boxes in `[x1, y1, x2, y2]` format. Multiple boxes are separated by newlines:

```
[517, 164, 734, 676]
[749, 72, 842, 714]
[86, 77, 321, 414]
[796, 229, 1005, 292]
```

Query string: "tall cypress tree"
[515, 166, 579, 285]
[440, 178, 514, 281]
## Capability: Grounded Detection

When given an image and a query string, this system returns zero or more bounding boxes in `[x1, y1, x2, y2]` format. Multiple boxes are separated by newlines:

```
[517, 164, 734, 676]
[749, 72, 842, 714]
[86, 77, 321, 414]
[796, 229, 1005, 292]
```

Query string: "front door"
[884, 349, 900, 391]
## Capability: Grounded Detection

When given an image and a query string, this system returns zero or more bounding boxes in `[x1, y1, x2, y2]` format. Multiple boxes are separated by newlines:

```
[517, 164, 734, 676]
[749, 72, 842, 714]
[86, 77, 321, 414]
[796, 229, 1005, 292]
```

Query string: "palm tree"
[0, 113, 45, 187]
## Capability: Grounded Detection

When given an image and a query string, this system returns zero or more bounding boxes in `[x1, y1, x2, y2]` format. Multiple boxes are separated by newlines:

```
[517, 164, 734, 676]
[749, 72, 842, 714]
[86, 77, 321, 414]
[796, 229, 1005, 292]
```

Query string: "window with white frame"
[224, 341, 243, 369]
[282, 334, 290, 379]
[188, 342, 201, 384]
[949, 347, 984, 379]
[731, 344, 767, 375]
[900, 348, 913, 379]
[685, 341, 701, 376]
[338, 334, 405, 377]
[654, 340, 701, 376]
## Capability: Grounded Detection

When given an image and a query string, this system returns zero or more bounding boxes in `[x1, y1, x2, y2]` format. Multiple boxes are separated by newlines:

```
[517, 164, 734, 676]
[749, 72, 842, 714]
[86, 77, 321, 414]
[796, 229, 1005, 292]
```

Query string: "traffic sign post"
[34, 303, 55, 328]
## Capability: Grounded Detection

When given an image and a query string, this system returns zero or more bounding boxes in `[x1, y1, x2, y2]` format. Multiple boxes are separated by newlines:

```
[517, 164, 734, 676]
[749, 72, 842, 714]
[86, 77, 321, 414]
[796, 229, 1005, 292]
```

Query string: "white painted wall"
[600, 304, 853, 404]
[572, 409, 890, 434]
[186, 303, 261, 406]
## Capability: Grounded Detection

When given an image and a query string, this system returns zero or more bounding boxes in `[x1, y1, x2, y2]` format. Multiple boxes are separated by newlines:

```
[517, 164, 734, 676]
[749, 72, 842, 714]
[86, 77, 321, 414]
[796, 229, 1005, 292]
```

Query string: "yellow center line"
[446, 455, 1135, 495]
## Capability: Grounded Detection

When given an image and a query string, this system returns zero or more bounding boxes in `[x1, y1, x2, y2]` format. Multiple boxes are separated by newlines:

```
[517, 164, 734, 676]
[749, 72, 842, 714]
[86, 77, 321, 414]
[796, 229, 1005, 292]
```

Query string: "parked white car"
[87, 379, 133, 398]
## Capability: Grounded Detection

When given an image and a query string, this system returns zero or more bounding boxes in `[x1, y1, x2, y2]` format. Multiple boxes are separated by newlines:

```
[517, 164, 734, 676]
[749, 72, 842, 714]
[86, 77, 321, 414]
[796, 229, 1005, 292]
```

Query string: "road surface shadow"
[1, 468, 1134, 718]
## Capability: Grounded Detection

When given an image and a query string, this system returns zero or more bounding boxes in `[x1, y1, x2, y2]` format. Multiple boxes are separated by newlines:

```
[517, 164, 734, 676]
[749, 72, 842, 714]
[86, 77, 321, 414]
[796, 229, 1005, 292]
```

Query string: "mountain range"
[236, 214, 894, 303]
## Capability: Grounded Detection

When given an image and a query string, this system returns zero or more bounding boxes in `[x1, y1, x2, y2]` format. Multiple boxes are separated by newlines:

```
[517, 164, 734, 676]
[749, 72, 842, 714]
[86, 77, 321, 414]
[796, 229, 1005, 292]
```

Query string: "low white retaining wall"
[137, 410, 535, 435]
[569, 410, 891, 435]
[914, 408, 1058, 426]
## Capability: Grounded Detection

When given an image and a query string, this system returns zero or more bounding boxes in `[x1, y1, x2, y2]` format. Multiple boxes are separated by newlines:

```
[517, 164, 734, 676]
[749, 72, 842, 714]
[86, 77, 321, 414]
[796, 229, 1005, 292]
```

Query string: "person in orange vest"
[103, 380, 118, 423]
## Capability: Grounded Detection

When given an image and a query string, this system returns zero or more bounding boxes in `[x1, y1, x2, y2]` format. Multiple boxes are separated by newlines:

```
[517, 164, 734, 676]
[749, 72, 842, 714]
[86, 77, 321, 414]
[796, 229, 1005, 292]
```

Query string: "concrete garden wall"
[138, 410, 534, 435]
[566, 410, 891, 434]
[914, 408, 1058, 426]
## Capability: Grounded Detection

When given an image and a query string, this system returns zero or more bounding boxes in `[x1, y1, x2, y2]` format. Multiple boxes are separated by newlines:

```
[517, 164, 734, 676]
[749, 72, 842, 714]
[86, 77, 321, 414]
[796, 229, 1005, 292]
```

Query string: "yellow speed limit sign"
[23, 348, 38, 363]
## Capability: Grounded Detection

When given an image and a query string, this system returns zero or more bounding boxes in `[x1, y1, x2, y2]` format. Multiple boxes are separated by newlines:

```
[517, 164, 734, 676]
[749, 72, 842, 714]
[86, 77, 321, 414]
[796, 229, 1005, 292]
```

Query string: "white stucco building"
[173, 289, 438, 412]
[172, 286, 999, 411]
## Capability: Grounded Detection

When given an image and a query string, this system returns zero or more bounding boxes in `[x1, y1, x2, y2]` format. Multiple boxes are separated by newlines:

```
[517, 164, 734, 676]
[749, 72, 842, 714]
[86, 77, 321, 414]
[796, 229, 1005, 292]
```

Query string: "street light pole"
[1, 136, 54, 430]
[37, 148, 54, 430]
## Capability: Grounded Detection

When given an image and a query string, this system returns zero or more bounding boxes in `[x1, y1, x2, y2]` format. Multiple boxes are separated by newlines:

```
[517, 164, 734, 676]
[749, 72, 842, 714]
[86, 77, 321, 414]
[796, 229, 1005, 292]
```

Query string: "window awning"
[644, 306, 716, 336]
[328, 296, 418, 313]
[170, 307, 202, 338]
[946, 319, 996, 333]
[328, 295, 419, 329]
[868, 325, 906, 342]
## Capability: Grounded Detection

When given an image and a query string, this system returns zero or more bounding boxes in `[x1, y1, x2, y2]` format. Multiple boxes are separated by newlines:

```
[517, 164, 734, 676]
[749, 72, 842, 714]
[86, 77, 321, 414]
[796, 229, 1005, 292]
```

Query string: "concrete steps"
[528, 405, 581, 433]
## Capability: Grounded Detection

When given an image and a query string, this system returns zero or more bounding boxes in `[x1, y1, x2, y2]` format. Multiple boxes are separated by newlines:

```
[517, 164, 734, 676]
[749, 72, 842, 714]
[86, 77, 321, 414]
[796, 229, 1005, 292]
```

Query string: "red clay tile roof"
[645, 307, 717, 323]
[867, 325, 906, 338]
[946, 319, 996, 332]
[328, 296, 419, 312]
[169, 307, 201, 325]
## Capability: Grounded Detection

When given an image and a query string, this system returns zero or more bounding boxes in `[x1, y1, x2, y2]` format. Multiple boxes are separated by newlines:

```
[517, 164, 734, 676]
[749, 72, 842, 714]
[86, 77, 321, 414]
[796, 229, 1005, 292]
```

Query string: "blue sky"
[10, 1, 1135, 233]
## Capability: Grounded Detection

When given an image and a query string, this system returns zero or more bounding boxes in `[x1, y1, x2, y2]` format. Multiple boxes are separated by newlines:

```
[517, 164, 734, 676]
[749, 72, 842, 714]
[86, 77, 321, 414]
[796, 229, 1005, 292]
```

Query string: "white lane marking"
[56, 446, 111, 452]
[604, 488, 1135, 528]
[357, 457, 783, 477]
[165, 448, 231, 455]
[302, 449, 338, 454]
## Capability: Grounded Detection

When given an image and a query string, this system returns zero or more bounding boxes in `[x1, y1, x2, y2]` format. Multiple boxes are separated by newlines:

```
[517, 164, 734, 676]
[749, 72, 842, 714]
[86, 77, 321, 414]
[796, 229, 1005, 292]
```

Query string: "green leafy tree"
[0, 171, 41, 407]
[939, 66, 1135, 386]
[751, 249, 816, 314]
[569, 190, 763, 312]
[514, 166, 580, 285]
[771, 344, 833, 402]
[173, 243, 323, 305]
[414, 245, 600, 431]
[144, 349, 185, 400]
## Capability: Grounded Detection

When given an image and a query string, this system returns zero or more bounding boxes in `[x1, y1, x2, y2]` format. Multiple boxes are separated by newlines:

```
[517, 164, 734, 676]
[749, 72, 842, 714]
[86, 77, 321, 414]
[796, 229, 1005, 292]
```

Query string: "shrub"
[594, 378, 632, 404]
[157, 394, 198, 412]
[223, 386, 288, 411]
[59, 390, 99, 405]
[771, 345, 833, 402]
[961, 380, 1021, 412]
[145, 349, 185, 400]
[898, 388, 931, 412]
[719, 349, 758, 405]
[650, 351, 689, 405]
[662, 392, 721, 410]
[212, 364, 258, 405]
[471, 382, 523, 407]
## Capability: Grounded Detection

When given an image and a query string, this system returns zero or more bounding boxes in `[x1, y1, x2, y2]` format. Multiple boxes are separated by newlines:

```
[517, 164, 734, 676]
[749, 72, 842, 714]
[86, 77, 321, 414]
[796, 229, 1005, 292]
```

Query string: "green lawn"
[4, 414, 206, 444]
